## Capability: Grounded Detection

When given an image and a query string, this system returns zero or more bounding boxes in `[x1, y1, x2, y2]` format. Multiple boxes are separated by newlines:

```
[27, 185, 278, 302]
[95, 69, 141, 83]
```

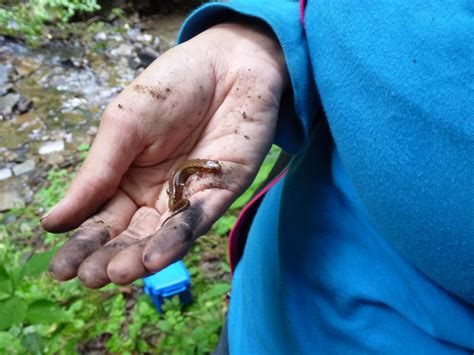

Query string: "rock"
[0, 63, 13, 85]
[60, 58, 89, 69]
[62, 132, 73, 143]
[12, 159, 35, 176]
[16, 97, 33, 114]
[0, 168, 12, 181]
[152, 36, 161, 50]
[62, 97, 88, 111]
[87, 126, 98, 136]
[15, 111, 37, 126]
[0, 93, 20, 115]
[0, 83, 13, 96]
[23, 187, 34, 205]
[111, 43, 134, 57]
[94, 32, 107, 41]
[126, 28, 141, 42]
[12, 58, 39, 76]
[43, 152, 66, 166]
[0, 189, 22, 211]
[136, 33, 153, 44]
[109, 34, 123, 42]
[137, 48, 160, 68]
[38, 140, 64, 155]
[129, 56, 142, 70]
[133, 42, 144, 50]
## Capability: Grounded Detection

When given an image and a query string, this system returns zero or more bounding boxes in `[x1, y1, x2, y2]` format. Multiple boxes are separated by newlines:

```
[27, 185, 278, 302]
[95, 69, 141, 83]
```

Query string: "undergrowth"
[0, 0, 101, 45]
[0, 145, 280, 354]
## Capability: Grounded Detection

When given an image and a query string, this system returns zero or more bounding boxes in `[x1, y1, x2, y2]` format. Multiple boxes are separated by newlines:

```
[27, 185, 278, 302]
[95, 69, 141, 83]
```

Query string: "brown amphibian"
[162, 159, 222, 225]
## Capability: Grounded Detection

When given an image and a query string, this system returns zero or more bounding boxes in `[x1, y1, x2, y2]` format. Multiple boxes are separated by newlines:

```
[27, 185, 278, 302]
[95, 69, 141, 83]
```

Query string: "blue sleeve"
[177, 1, 319, 154]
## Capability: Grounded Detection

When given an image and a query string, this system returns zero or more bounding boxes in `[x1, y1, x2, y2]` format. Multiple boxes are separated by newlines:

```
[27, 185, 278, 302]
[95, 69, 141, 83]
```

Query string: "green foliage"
[0, 146, 281, 353]
[211, 145, 281, 235]
[35, 168, 71, 211]
[230, 145, 280, 210]
[0, 0, 100, 44]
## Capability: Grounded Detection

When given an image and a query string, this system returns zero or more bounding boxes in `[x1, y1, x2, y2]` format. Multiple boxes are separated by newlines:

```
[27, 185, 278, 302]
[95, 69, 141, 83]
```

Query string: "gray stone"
[38, 140, 64, 155]
[0, 168, 12, 180]
[16, 97, 32, 113]
[137, 48, 160, 68]
[23, 187, 34, 205]
[12, 159, 35, 176]
[94, 32, 107, 41]
[87, 126, 98, 136]
[111, 43, 134, 57]
[136, 33, 153, 44]
[0, 83, 13, 96]
[0, 189, 21, 211]
[0, 93, 20, 114]
[0, 63, 12, 85]
[152, 36, 161, 50]
[126, 28, 141, 42]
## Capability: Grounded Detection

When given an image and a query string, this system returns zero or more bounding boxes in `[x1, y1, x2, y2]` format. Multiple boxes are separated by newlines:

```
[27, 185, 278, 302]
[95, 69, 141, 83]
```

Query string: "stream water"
[0, 14, 185, 211]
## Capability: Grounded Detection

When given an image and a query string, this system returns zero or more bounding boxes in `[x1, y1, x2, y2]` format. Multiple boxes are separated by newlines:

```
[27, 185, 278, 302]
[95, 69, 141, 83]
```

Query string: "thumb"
[41, 107, 144, 233]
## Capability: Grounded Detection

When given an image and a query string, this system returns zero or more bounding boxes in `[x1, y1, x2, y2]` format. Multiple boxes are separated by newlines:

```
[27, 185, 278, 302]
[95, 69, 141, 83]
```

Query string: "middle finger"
[77, 207, 161, 288]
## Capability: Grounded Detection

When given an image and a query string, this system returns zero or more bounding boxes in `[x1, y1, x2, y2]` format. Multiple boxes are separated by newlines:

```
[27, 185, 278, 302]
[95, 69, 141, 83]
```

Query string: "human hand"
[41, 21, 288, 288]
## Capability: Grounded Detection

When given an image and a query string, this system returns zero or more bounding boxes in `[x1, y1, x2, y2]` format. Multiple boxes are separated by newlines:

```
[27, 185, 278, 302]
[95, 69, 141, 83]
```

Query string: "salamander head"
[203, 160, 221, 170]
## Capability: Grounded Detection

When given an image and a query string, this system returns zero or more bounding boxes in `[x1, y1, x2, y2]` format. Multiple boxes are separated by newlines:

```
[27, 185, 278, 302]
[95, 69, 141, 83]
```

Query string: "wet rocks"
[0, 168, 13, 181]
[38, 140, 65, 155]
[0, 93, 20, 117]
[0, 178, 34, 211]
[111, 43, 134, 57]
[137, 47, 159, 67]
[60, 57, 90, 69]
[16, 96, 33, 114]
[0, 15, 182, 213]
[12, 159, 35, 176]
[0, 83, 13, 96]
[0, 63, 13, 85]
[136, 33, 153, 44]
[12, 57, 40, 77]
[94, 32, 107, 42]
[0, 188, 22, 211]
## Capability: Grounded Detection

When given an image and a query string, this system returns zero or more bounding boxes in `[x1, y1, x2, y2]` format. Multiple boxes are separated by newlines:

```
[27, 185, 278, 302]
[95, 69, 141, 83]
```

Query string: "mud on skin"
[49, 220, 111, 281]
[133, 84, 168, 100]
[77, 238, 137, 288]
[143, 202, 204, 273]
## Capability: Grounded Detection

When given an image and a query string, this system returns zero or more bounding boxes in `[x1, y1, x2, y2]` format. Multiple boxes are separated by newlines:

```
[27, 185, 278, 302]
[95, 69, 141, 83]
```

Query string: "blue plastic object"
[143, 260, 192, 312]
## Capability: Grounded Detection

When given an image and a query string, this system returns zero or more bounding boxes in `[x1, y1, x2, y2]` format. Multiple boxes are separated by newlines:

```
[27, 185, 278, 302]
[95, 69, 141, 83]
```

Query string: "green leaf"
[21, 248, 57, 278]
[229, 145, 281, 210]
[0, 331, 21, 351]
[200, 283, 230, 301]
[0, 266, 13, 296]
[77, 143, 90, 152]
[0, 297, 27, 330]
[137, 300, 153, 316]
[25, 299, 68, 324]
[212, 215, 237, 235]
[157, 320, 173, 333]
[220, 262, 231, 273]
[21, 331, 44, 355]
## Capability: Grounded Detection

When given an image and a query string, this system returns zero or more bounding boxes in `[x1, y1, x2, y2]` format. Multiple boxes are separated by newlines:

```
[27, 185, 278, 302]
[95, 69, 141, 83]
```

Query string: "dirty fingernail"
[40, 203, 58, 221]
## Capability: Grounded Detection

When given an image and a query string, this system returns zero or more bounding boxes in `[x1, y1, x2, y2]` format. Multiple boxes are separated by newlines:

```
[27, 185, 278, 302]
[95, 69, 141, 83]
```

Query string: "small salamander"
[162, 159, 222, 226]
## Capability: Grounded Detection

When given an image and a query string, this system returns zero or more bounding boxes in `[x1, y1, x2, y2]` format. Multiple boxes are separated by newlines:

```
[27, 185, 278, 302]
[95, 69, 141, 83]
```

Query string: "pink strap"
[228, 169, 288, 274]
[300, 0, 307, 27]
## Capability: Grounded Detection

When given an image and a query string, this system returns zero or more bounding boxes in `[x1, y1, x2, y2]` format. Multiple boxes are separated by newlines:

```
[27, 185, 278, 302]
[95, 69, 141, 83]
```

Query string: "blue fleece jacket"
[179, 0, 474, 353]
